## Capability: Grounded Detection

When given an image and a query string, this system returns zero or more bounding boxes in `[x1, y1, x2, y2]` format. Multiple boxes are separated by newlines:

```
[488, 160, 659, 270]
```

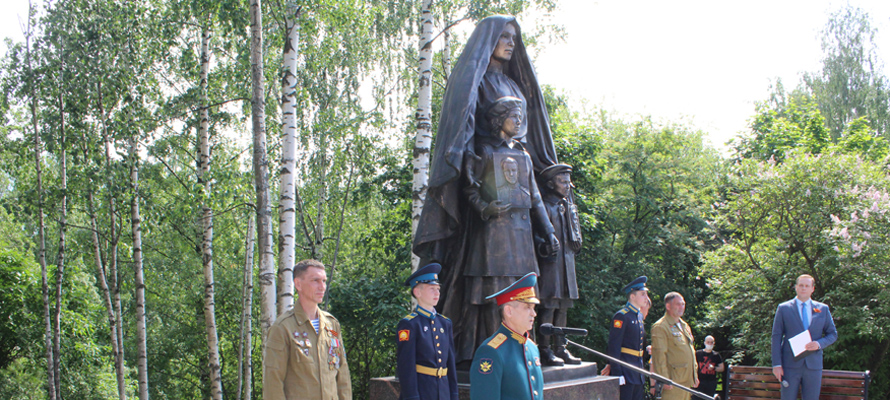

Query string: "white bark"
[197, 27, 224, 400]
[277, 5, 301, 315]
[314, 149, 326, 261]
[129, 137, 149, 400]
[96, 83, 127, 400]
[52, 93, 67, 398]
[238, 213, 256, 400]
[443, 17, 452, 82]
[411, 0, 435, 270]
[250, 0, 278, 338]
[27, 11, 55, 395]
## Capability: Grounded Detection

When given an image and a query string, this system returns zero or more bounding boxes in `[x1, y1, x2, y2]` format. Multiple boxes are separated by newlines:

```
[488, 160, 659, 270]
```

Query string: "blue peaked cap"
[405, 263, 442, 288]
[623, 276, 649, 294]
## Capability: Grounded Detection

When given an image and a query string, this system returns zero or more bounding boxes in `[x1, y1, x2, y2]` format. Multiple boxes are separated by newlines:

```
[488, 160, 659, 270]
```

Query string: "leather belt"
[416, 365, 448, 377]
[621, 347, 643, 357]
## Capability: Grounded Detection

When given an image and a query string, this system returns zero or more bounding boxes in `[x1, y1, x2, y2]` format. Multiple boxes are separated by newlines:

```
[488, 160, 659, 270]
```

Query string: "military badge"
[535, 357, 541, 366]
[398, 330, 410, 342]
[613, 320, 623, 329]
[479, 358, 493, 374]
[424, 326, 429, 332]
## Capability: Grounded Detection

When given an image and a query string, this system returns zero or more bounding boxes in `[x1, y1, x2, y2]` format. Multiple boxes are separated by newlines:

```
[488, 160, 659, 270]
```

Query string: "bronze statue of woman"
[413, 15, 561, 365]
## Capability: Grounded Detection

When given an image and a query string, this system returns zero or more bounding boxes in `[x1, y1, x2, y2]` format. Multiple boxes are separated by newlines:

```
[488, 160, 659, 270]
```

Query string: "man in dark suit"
[771, 274, 838, 400]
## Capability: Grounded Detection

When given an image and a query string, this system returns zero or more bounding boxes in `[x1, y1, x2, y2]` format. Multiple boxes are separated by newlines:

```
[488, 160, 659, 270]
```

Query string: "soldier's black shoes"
[539, 347, 565, 366]
[554, 345, 581, 365]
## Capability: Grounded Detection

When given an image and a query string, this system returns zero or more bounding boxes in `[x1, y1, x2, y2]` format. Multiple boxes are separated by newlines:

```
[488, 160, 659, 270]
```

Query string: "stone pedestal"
[370, 362, 620, 400]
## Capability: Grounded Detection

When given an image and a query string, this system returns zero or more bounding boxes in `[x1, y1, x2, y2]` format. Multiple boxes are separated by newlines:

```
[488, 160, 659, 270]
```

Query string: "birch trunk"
[237, 213, 256, 400]
[277, 6, 301, 315]
[52, 92, 67, 398]
[129, 137, 149, 400]
[197, 27, 224, 400]
[314, 149, 326, 261]
[411, 0, 435, 271]
[27, 9, 56, 395]
[443, 18, 452, 82]
[89, 190, 126, 400]
[249, 0, 278, 336]
[96, 83, 127, 400]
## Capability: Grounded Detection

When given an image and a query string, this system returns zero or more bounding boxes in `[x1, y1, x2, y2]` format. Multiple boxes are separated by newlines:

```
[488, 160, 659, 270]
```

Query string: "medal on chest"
[326, 327, 342, 370]
[293, 331, 311, 356]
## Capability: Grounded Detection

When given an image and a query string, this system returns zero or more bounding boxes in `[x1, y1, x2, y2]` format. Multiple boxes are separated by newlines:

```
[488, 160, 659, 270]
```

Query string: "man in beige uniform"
[263, 259, 352, 400]
[651, 292, 697, 400]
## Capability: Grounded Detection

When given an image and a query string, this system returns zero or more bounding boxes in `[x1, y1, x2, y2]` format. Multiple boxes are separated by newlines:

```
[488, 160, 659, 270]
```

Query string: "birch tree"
[249, 0, 278, 336]
[238, 212, 256, 400]
[50, 91, 67, 398]
[277, 2, 302, 315]
[411, 0, 435, 270]
[195, 26, 224, 400]
[23, 4, 56, 396]
[128, 134, 149, 400]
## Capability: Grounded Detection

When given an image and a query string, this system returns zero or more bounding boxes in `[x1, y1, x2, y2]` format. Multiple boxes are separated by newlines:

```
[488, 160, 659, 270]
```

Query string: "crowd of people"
[260, 260, 837, 400]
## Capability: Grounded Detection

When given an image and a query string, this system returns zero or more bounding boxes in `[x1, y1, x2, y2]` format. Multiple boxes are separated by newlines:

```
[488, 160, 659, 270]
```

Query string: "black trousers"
[621, 383, 644, 400]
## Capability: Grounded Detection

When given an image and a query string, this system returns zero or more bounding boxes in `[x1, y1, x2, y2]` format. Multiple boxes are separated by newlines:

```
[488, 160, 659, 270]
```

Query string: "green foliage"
[0, 250, 40, 369]
[547, 98, 723, 354]
[804, 6, 890, 139]
[328, 276, 409, 400]
[733, 84, 829, 162]
[702, 152, 890, 398]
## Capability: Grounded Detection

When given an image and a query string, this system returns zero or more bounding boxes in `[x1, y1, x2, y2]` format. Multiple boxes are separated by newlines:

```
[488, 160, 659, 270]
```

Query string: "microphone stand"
[551, 335, 716, 400]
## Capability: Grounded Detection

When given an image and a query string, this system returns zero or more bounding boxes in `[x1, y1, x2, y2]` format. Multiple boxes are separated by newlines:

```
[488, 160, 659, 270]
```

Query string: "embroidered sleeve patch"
[613, 320, 623, 329]
[488, 333, 507, 349]
[479, 358, 493, 374]
[398, 330, 410, 342]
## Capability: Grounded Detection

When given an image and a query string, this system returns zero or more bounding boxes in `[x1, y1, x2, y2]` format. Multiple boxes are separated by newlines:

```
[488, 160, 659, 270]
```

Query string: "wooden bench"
[726, 366, 870, 400]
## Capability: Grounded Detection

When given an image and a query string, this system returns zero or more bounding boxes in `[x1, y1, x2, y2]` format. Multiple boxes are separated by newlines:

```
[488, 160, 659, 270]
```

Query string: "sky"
[532, 0, 890, 150]
[2, 0, 889, 151]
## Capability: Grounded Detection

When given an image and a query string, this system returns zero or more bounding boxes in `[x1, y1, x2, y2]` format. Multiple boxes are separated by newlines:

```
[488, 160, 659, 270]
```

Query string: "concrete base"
[370, 362, 620, 400]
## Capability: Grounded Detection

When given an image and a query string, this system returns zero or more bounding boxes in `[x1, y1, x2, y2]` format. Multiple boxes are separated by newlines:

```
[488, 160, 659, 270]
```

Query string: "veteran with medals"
[470, 273, 544, 400]
[651, 292, 697, 400]
[396, 263, 458, 400]
[263, 260, 351, 400]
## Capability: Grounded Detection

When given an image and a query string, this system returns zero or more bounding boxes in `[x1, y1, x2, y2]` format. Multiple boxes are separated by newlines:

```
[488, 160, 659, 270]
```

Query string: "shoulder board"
[403, 312, 418, 321]
[488, 333, 508, 349]
[618, 308, 628, 315]
[439, 314, 450, 321]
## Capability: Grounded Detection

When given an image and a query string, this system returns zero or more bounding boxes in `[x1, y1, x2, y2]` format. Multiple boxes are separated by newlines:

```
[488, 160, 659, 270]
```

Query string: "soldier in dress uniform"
[470, 272, 544, 400]
[396, 263, 458, 400]
[608, 276, 651, 400]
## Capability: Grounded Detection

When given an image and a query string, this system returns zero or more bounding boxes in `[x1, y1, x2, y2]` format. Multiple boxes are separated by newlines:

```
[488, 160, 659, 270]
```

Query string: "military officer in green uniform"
[470, 272, 544, 400]
[263, 259, 352, 400]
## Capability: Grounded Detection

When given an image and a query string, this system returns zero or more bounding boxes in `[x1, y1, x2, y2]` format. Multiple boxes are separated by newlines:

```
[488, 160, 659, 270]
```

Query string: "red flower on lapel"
[813, 307, 822, 313]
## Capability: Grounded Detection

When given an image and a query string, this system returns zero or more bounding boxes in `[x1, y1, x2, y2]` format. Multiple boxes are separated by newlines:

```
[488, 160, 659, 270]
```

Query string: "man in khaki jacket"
[651, 292, 697, 400]
[263, 259, 352, 400]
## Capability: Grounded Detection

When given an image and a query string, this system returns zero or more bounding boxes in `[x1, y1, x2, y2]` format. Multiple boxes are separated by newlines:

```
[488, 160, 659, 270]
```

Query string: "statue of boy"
[534, 163, 583, 366]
